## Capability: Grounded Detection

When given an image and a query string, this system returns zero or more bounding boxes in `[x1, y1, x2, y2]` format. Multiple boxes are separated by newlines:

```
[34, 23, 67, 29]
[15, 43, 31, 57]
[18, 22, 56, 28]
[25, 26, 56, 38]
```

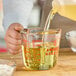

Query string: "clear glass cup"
[21, 28, 61, 70]
[0, 59, 16, 76]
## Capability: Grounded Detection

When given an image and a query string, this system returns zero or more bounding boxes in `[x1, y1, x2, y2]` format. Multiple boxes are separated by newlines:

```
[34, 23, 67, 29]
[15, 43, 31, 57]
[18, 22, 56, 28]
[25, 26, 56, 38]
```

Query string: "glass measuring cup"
[21, 28, 61, 70]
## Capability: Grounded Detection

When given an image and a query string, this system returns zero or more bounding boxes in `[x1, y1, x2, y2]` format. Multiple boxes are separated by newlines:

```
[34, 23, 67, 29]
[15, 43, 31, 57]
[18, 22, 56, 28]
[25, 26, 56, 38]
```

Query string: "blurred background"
[0, 0, 76, 50]
[0, 0, 5, 48]
[0, 0, 43, 49]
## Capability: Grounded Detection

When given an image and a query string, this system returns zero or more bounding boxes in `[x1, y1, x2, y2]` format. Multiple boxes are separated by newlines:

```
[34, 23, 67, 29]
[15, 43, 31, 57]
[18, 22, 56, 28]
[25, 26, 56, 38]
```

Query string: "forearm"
[3, 0, 34, 31]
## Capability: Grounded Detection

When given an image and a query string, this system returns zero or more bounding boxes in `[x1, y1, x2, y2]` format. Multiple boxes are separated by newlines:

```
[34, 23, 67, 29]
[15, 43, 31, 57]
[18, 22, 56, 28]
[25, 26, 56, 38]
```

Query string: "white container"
[0, 59, 16, 76]
[65, 31, 76, 52]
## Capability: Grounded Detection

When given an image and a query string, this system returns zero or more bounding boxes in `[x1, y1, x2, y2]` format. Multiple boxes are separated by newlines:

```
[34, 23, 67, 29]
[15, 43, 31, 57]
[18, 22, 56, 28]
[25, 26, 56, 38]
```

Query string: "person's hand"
[5, 23, 24, 54]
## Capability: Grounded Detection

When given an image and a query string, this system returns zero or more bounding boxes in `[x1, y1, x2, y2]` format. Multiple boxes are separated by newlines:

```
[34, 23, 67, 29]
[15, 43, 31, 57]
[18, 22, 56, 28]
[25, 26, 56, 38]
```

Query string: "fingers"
[6, 40, 22, 54]
[8, 48, 22, 55]
[6, 38, 22, 54]
[6, 23, 23, 39]
[6, 36, 22, 45]
[5, 23, 24, 54]
[9, 23, 23, 29]
[8, 23, 23, 31]
[7, 42, 21, 51]
[14, 23, 24, 31]
[7, 29, 22, 39]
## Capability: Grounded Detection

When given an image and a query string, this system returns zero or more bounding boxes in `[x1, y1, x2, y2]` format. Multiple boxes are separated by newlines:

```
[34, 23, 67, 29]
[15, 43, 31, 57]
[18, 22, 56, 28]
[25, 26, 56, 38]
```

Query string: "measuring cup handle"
[20, 29, 28, 34]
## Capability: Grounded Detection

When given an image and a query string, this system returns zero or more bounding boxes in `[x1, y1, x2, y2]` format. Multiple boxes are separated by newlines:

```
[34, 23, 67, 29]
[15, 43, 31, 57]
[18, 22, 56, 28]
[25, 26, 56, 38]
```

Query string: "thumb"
[14, 23, 24, 31]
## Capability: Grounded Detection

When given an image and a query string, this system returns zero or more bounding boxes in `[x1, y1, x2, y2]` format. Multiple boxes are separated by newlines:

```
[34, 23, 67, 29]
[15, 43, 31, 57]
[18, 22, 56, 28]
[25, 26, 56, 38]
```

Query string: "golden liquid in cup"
[22, 43, 58, 70]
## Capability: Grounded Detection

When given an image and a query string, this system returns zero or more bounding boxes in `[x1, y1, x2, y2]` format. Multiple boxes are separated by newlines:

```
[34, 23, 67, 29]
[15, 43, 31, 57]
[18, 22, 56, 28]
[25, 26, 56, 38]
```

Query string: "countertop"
[0, 48, 76, 76]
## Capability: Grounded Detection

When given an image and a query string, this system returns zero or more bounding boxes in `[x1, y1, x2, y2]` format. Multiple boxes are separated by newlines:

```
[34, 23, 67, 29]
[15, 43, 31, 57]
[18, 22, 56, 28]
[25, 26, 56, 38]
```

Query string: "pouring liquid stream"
[44, 4, 76, 31]
[43, 4, 76, 41]
[43, 9, 56, 31]
[42, 8, 57, 45]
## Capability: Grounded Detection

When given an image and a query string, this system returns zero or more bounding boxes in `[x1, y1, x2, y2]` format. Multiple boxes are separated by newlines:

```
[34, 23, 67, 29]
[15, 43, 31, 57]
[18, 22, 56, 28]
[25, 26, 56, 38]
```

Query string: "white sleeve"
[3, 0, 34, 31]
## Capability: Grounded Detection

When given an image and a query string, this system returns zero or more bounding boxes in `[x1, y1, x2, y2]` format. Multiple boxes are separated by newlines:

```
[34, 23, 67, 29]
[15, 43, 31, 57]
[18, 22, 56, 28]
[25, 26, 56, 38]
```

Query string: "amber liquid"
[22, 41, 59, 70]
[53, 4, 76, 21]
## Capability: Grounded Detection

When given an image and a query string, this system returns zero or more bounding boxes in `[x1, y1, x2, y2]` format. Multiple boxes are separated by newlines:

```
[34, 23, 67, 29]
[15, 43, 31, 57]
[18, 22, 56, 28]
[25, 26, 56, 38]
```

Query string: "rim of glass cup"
[21, 28, 61, 35]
